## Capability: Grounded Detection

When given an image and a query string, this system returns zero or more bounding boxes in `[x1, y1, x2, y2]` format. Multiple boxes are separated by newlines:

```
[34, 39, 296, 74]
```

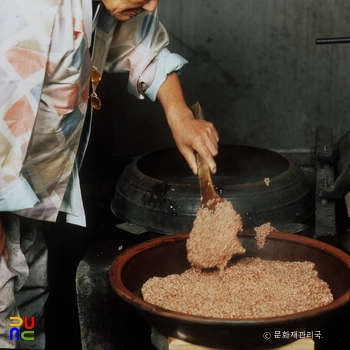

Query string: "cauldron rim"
[109, 231, 350, 326]
[132, 145, 294, 191]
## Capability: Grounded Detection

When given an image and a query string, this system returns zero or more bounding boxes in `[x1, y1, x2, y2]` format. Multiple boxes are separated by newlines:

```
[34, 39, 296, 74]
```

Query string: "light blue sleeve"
[144, 48, 188, 101]
[0, 175, 39, 212]
[60, 162, 86, 227]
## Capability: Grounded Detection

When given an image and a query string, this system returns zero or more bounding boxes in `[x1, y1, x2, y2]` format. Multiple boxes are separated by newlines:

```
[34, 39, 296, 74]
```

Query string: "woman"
[0, 0, 219, 348]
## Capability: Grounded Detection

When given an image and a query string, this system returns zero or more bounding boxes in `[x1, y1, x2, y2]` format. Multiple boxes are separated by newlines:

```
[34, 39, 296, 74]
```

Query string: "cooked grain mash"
[186, 200, 245, 271]
[141, 257, 333, 318]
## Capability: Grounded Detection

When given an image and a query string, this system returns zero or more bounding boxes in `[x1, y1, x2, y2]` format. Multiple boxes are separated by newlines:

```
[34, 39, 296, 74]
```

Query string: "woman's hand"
[166, 108, 219, 175]
[157, 73, 219, 175]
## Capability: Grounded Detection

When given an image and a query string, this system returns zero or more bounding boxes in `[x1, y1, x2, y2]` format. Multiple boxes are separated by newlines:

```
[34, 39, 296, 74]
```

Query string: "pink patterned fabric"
[0, 0, 178, 225]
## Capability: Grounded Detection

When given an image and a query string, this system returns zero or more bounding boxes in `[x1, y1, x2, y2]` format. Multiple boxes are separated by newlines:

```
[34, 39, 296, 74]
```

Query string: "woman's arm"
[157, 72, 219, 175]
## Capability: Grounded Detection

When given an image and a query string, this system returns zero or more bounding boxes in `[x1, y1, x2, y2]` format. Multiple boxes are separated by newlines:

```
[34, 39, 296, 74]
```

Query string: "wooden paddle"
[187, 102, 245, 271]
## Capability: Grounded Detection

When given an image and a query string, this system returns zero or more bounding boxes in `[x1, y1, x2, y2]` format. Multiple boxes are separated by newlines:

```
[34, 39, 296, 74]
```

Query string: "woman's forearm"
[157, 72, 219, 175]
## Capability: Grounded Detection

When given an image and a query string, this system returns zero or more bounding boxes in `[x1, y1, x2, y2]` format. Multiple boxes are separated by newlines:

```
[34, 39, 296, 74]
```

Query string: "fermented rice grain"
[141, 257, 334, 318]
[264, 178, 270, 186]
[255, 222, 275, 250]
[186, 200, 245, 270]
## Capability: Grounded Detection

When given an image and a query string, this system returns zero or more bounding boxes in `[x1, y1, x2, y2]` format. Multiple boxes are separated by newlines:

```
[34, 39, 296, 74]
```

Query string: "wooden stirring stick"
[187, 102, 245, 271]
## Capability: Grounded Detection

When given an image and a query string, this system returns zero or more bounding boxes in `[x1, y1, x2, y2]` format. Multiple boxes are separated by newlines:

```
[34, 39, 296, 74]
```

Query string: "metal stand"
[315, 128, 350, 251]
[314, 128, 337, 242]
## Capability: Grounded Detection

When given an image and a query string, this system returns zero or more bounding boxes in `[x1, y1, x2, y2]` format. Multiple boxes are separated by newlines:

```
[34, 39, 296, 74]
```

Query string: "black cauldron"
[111, 145, 312, 233]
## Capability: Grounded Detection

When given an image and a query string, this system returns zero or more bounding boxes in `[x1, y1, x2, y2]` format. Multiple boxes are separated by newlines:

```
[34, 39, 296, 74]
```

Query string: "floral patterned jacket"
[0, 0, 187, 226]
